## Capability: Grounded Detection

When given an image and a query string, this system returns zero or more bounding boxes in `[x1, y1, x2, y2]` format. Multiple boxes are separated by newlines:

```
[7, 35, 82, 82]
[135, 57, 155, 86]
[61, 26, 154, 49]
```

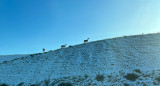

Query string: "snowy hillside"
[1, 33, 160, 86]
[0, 54, 29, 63]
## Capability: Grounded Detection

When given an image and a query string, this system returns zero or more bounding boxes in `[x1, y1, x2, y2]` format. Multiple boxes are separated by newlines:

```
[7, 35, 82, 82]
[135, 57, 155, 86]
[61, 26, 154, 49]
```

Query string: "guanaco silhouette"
[43, 48, 45, 53]
[61, 44, 67, 48]
[84, 38, 89, 43]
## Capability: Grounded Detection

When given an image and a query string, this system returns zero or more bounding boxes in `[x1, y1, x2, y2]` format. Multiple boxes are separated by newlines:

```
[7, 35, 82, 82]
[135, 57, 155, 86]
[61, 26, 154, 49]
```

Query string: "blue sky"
[0, 0, 160, 55]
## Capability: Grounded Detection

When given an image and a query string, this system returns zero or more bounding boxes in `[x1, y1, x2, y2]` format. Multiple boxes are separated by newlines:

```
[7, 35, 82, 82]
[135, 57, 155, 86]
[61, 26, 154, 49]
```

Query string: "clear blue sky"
[0, 0, 160, 55]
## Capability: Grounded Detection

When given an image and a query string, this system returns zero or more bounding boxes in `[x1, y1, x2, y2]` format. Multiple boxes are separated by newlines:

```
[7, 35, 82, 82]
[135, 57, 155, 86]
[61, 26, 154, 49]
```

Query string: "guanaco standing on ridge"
[84, 38, 89, 43]
[61, 44, 67, 48]
[43, 48, 45, 53]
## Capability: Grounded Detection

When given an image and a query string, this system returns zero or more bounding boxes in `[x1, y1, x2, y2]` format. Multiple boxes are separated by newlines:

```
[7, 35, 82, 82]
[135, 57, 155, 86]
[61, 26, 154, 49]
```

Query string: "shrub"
[124, 83, 129, 86]
[93, 83, 97, 86]
[124, 73, 139, 81]
[123, 36, 128, 38]
[155, 77, 160, 82]
[0, 84, 8, 86]
[17, 82, 24, 86]
[3, 61, 8, 64]
[44, 79, 50, 86]
[88, 83, 91, 85]
[30, 55, 34, 57]
[143, 83, 147, 86]
[21, 57, 25, 60]
[29, 83, 41, 86]
[69, 46, 73, 47]
[58, 83, 72, 86]
[51, 81, 56, 86]
[30, 84, 37, 86]
[95, 74, 105, 82]
[84, 74, 88, 79]
[134, 69, 141, 73]
[153, 81, 159, 85]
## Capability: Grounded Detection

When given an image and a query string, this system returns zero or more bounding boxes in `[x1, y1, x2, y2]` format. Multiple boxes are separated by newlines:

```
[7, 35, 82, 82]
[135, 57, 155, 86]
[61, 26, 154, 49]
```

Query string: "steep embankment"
[1, 33, 160, 86]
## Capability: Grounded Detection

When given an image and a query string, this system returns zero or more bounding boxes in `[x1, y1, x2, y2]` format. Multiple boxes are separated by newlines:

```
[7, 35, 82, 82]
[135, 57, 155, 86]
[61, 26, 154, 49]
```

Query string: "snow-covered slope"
[0, 54, 30, 63]
[1, 33, 160, 86]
